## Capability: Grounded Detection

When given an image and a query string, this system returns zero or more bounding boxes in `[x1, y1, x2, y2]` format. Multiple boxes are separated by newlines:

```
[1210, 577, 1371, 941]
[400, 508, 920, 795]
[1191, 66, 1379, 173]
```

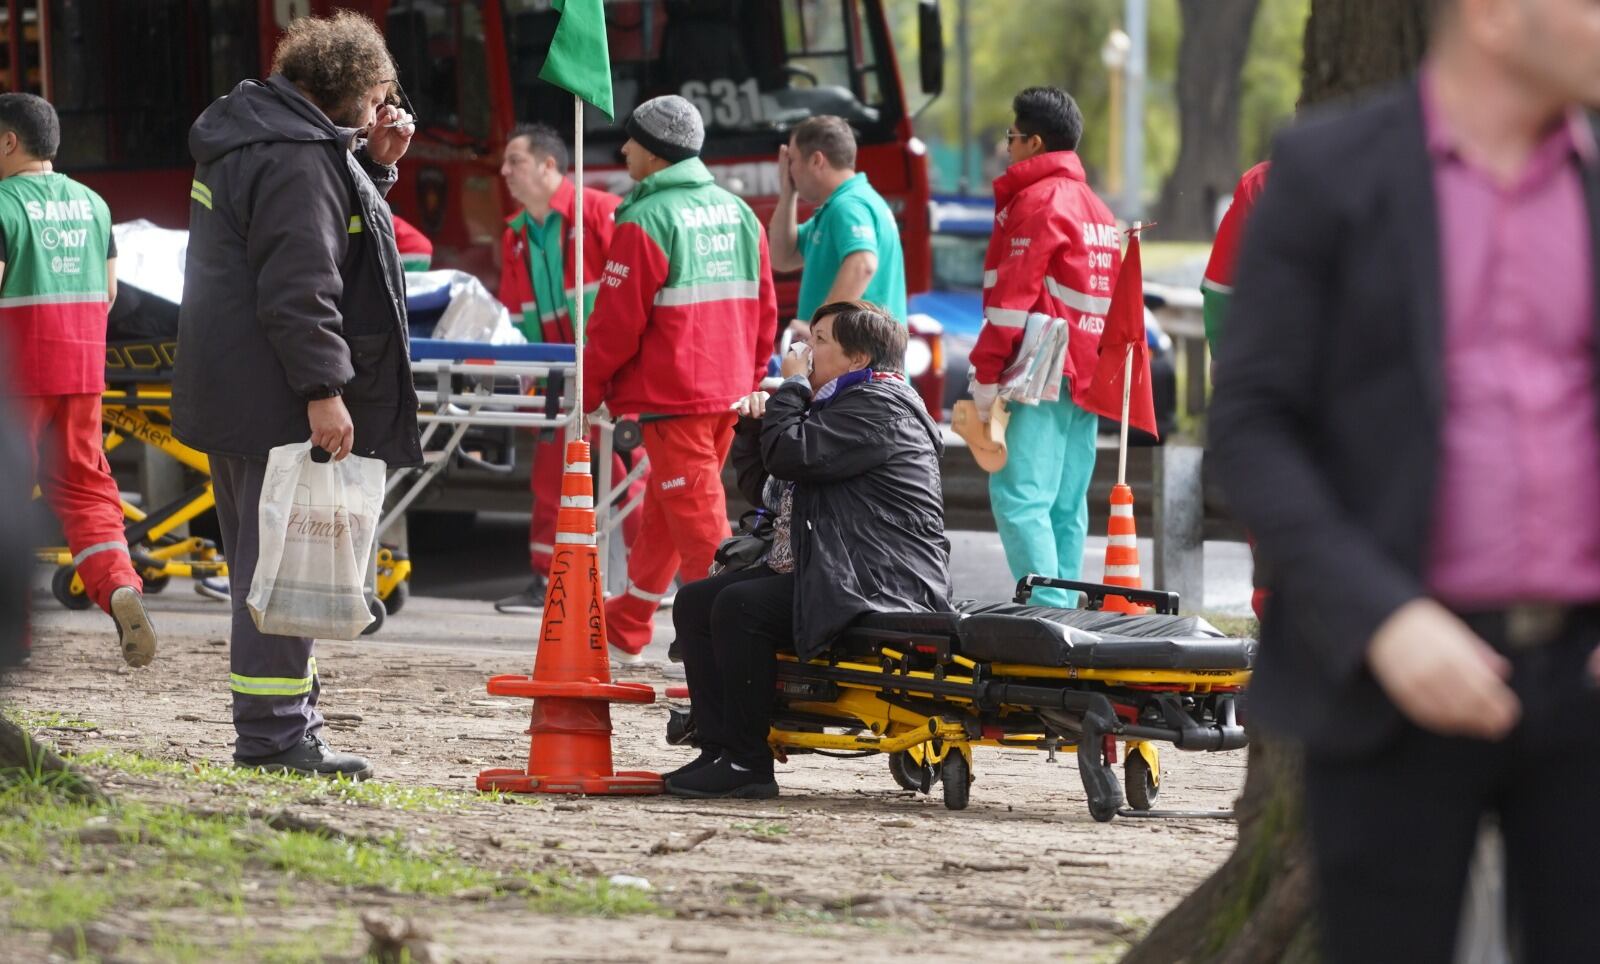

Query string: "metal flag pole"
[1117, 220, 1142, 487]
[569, 92, 582, 432]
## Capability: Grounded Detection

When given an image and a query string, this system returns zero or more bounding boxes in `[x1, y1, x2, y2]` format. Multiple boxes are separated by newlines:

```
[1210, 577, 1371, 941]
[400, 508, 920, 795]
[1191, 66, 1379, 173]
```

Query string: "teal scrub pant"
[988, 387, 1099, 609]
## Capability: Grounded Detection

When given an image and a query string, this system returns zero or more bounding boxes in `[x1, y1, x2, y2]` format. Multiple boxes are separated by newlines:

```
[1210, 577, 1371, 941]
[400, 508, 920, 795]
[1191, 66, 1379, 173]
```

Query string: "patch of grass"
[1202, 613, 1259, 641]
[9, 709, 101, 732]
[142, 914, 357, 964]
[6, 878, 115, 931]
[532, 873, 664, 918]
[73, 749, 534, 814]
[0, 762, 657, 959]
[731, 821, 789, 838]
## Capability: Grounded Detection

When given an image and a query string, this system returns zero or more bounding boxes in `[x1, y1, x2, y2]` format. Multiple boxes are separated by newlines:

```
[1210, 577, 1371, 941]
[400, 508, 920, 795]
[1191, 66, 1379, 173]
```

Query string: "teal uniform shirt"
[795, 173, 907, 324]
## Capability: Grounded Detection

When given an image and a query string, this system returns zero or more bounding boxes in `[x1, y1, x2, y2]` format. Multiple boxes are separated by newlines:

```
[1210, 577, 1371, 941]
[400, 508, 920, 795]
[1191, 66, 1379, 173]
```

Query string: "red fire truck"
[0, 0, 946, 403]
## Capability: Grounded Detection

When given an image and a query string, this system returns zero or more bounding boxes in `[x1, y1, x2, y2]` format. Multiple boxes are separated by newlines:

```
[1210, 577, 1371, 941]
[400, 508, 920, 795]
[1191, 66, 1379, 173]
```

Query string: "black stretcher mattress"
[852, 603, 1256, 670]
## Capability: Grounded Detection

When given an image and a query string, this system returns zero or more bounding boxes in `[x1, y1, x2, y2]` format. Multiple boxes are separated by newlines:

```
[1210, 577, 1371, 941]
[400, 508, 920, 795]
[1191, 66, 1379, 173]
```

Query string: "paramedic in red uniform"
[0, 93, 156, 667]
[1200, 160, 1270, 621]
[391, 214, 433, 272]
[494, 122, 641, 613]
[585, 95, 778, 661]
[968, 86, 1120, 609]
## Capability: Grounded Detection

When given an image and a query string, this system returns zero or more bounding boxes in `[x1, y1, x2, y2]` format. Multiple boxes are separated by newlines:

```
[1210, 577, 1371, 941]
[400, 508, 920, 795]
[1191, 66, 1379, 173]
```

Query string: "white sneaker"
[194, 576, 230, 602]
[610, 648, 647, 668]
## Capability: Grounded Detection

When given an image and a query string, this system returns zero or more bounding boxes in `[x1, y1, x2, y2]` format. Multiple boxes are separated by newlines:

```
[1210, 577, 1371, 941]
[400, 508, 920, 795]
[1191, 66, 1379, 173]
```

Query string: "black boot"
[235, 733, 373, 781]
[662, 747, 720, 783]
[665, 754, 778, 799]
[494, 574, 549, 615]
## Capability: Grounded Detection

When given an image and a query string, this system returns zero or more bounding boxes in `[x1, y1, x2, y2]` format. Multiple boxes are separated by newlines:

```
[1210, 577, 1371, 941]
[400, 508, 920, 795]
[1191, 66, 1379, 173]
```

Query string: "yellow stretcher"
[669, 576, 1252, 821]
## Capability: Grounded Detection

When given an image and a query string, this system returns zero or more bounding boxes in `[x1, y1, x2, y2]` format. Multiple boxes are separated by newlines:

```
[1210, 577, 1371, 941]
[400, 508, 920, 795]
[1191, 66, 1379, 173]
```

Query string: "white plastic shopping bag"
[247, 442, 387, 639]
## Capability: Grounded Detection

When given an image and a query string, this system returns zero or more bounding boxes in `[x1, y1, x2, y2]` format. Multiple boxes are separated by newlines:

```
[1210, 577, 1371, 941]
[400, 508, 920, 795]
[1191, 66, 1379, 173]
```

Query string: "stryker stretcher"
[670, 576, 1252, 821]
[41, 338, 229, 610]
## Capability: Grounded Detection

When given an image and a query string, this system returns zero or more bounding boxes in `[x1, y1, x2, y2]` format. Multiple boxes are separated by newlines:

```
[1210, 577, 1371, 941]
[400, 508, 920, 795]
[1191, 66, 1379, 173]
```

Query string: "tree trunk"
[1154, 0, 1262, 241]
[1300, 0, 1432, 105]
[0, 715, 106, 803]
[1121, 736, 1318, 964]
[1124, 3, 1435, 960]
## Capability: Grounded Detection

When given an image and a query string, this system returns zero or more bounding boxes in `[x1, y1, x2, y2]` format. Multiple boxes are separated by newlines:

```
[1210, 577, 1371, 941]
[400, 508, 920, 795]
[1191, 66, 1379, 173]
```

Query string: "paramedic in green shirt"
[769, 115, 907, 338]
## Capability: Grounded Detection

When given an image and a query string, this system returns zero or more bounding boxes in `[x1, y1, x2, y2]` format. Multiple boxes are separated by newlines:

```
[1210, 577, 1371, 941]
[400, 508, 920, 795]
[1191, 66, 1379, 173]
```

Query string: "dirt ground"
[3, 591, 1248, 962]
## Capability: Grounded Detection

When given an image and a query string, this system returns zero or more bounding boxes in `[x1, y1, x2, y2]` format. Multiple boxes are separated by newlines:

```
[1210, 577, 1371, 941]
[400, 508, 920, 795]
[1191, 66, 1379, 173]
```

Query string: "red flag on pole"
[1080, 230, 1159, 440]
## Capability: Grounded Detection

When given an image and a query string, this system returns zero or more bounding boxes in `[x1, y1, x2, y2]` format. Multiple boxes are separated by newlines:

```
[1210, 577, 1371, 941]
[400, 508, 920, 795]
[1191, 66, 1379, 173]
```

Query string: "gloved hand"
[589, 401, 613, 423]
[971, 382, 999, 422]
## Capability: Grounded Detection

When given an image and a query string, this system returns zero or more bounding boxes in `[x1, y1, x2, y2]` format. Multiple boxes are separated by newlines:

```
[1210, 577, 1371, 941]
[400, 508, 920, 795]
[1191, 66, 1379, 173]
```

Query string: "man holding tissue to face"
[174, 11, 421, 780]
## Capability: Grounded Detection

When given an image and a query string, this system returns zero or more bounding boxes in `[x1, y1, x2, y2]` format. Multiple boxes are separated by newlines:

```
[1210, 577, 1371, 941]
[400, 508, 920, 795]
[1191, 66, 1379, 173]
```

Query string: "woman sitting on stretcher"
[667, 301, 952, 799]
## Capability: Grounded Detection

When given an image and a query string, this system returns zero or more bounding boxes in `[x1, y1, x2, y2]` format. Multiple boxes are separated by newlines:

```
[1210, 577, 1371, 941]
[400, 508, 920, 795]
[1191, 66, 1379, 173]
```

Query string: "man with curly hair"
[175, 11, 421, 780]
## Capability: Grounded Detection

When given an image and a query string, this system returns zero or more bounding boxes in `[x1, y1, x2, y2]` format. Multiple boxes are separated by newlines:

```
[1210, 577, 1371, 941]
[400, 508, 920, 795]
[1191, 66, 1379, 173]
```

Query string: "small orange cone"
[477, 439, 662, 796]
[1101, 483, 1148, 614]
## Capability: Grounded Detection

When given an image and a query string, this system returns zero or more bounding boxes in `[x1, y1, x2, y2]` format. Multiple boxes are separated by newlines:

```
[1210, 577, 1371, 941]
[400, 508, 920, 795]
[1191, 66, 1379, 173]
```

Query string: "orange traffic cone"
[1101, 483, 1148, 614]
[477, 439, 662, 796]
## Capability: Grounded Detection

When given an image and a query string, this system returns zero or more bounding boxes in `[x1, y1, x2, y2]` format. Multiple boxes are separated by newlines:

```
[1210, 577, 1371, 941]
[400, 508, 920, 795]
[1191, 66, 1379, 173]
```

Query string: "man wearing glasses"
[175, 11, 421, 781]
[969, 87, 1120, 609]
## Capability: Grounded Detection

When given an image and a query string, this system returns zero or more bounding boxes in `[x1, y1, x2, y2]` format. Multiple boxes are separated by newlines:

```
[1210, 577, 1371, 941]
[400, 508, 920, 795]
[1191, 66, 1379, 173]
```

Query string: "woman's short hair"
[812, 301, 907, 374]
[271, 11, 396, 121]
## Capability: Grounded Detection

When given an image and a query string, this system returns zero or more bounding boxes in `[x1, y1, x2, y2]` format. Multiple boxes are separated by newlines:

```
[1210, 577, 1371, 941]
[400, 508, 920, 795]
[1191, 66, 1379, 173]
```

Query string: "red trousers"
[528, 432, 645, 575]
[605, 412, 735, 654]
[19, 393, 140, 611]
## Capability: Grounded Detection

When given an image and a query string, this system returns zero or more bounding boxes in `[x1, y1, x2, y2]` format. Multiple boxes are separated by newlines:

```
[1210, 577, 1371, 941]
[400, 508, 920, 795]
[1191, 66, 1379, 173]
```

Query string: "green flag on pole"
[538, 0, 614, 119]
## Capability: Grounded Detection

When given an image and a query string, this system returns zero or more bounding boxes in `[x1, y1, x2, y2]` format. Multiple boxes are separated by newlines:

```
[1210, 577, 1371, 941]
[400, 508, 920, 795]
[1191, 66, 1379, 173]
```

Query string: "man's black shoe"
[234, 733, 373, 781]
[494, 574, 549, 615]
[662, 748, 719, 784]
[667, 638, 683, 663]
[664, 755, 778, 799]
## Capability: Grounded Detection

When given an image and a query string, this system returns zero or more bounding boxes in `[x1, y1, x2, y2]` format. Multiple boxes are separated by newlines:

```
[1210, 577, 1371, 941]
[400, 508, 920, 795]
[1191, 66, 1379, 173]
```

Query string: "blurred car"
[910, 194, 1176, 441]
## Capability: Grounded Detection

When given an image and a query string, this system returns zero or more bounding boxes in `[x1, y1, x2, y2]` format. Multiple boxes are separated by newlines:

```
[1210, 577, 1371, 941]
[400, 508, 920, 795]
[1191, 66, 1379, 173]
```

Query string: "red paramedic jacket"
[971, 151, 1121, 407]
[497, 177, 620, 343]
[583, 158, 779, 415]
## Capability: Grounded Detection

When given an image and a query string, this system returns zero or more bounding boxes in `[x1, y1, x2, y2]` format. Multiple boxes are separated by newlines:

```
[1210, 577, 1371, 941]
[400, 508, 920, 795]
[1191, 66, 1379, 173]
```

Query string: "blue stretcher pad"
[408, 339, 577, 364]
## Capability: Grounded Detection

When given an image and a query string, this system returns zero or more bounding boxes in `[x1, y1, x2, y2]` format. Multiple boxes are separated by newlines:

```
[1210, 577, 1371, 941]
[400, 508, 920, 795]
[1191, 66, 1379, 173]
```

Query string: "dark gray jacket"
[174, 75, 421, 466]
[737, 374, 952, 659]
[1209, 83, 1600, 754]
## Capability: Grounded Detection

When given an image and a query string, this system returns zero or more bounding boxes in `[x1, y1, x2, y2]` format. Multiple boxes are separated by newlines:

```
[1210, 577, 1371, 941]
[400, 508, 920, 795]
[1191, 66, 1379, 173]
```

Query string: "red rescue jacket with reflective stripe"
[971, 151, 1120, 407]
[497, 178, 619, 343]
[583, 158, 778, 415]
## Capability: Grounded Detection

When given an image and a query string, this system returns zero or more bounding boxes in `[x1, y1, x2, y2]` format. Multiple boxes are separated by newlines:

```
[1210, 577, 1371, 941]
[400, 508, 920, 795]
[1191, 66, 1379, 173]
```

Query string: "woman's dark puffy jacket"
[730, 374, 952, 659]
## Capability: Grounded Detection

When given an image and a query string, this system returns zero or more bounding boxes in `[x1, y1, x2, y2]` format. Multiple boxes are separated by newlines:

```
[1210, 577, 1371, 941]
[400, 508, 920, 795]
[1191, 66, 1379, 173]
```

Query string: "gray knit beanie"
[624, 95, 705, 162]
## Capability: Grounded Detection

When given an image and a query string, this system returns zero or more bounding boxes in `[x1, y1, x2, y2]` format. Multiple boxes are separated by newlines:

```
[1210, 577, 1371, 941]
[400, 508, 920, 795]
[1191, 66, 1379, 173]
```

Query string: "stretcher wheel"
[361, 597, 387, 636]
[141, 574, 171, 595]
[888, 750, 935, 793]
[51, 565, 93, 611]
[613, 418, 643, 452]
[381, 579, 409, 615]
[1126, 751, 1159, 811]
[941, 751, 971, 811]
